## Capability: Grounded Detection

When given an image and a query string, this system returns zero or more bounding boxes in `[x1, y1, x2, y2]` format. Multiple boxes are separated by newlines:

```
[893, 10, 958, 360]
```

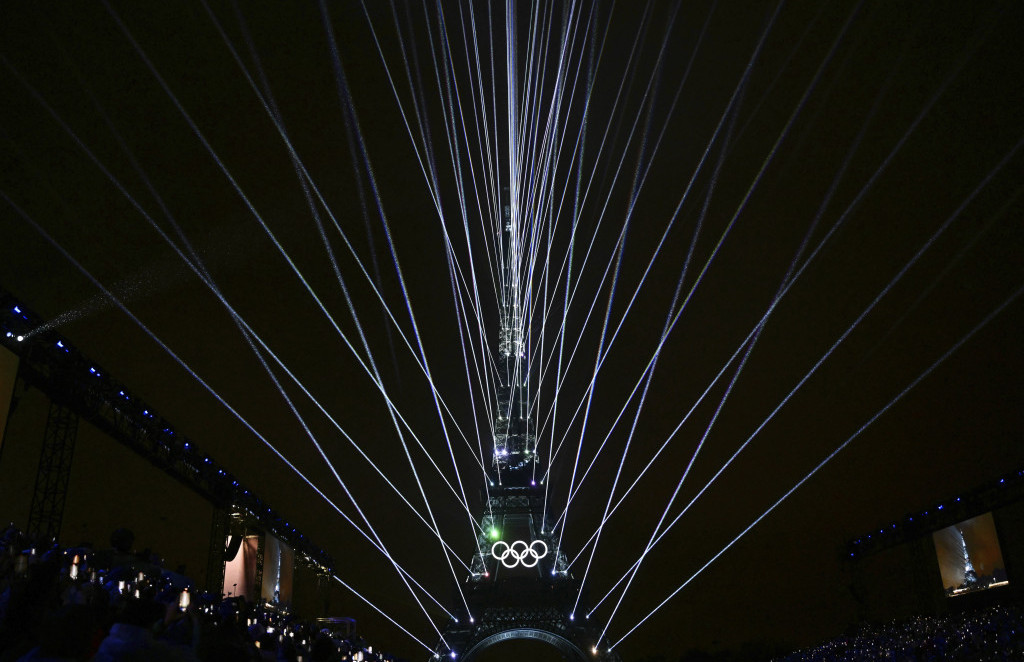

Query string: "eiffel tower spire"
[492, 194, 538, 486]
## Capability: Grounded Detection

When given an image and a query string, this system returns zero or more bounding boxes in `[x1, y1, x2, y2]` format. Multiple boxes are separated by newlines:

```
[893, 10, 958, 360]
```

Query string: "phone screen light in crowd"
[179, 588, 190, 610]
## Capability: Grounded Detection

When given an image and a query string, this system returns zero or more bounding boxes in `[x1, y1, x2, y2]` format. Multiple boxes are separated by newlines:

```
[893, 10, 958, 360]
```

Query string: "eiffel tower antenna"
[493, 189, 537, 487]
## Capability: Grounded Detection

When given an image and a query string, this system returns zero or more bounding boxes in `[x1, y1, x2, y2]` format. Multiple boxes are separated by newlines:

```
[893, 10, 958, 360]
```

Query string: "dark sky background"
[2, 1, 1024, 659]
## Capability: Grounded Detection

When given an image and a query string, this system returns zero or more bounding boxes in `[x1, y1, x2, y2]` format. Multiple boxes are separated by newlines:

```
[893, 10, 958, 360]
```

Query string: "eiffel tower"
[432, 200, 621, 661]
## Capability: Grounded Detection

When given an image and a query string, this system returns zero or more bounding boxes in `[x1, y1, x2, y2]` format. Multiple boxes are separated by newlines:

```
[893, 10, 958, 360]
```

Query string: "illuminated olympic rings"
[490, 540, 549, 568]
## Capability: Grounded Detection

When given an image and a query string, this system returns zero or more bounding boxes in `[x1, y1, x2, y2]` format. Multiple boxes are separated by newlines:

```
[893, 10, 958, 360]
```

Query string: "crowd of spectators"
[776, 603, 1024, 661]
[13, 520, 1024, 662]
[0, 524, 403, 662]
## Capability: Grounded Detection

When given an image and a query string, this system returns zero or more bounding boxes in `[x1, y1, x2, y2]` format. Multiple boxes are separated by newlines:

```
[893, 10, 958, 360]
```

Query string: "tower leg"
[206, 506, 230, 595]
[254, 530, 265, 603]
[26, 400, 79, 543]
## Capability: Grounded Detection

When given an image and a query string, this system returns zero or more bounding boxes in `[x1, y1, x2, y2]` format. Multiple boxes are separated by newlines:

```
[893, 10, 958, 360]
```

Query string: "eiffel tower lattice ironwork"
[432, 200, 621, 662]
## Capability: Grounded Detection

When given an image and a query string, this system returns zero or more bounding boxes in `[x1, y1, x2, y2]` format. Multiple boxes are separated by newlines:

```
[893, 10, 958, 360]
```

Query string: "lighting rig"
[847, 467, 1024, 559]
[0, 286, 334, 582]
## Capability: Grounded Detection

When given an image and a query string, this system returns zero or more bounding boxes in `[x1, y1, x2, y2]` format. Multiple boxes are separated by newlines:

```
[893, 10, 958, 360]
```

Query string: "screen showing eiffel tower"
[932, 512, 1009, 596]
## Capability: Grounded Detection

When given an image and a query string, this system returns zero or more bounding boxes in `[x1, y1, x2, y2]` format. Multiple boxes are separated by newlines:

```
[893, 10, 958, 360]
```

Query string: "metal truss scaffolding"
[26, 400, 79, 542]
[0, 286, 334, 574]
[206, 506, 230, 594]
[253, 530, 265, 602]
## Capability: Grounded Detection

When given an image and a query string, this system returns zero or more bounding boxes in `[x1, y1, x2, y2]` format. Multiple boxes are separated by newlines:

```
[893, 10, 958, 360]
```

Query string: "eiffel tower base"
[432, 487, 621, 662]
[433, 586, 621, 662]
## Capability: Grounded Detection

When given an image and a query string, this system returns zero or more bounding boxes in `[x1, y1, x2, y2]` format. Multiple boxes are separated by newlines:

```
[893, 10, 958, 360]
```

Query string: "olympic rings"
[491, 539, 549, 568]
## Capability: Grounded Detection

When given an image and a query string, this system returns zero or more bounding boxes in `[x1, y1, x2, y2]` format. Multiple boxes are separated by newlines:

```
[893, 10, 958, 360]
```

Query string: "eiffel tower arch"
[432, 200, 621, 662]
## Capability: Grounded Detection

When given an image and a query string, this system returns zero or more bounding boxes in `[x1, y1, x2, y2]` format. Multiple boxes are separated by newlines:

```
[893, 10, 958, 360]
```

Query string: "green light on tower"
[489, 527, 500, 540]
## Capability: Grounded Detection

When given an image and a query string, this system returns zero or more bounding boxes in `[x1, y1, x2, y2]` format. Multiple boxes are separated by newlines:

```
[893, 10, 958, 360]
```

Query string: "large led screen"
[933, 512, 1009, 597]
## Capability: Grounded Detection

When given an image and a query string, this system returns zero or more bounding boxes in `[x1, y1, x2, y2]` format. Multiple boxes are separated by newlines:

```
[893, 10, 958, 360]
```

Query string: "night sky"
[2, 1, 1024, 659]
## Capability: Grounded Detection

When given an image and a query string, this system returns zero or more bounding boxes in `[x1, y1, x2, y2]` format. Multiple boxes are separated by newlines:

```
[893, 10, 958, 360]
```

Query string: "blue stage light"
[13, 306, 20, 313]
